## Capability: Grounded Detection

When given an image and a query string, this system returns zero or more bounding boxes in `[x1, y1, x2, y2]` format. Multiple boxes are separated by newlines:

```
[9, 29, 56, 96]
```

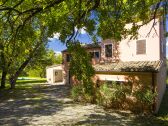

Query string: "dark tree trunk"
[10, 58, 31, 89]
[10, 77, 17, 89]
[0, 70, 7, 89]
[0, 45, 8, 89]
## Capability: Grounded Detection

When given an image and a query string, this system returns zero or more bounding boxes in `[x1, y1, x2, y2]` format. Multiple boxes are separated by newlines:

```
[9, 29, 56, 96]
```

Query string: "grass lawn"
[3, 77, 47, 88]
[0, 77, 47, 101]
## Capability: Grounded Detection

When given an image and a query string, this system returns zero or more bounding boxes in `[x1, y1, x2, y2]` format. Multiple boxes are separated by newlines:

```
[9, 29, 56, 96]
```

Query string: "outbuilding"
[46, 65, 65, 84]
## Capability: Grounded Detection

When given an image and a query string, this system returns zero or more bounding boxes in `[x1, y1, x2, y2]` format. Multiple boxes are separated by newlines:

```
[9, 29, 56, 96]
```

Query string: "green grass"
[0, 77, 47, 101]
[2, 77, 47, 89]
[15, 79, 47, 89]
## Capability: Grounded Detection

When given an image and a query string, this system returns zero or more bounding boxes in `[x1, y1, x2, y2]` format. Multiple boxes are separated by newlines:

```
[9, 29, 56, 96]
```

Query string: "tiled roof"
[46, 64, 62, 69]
[62, 43, 101, 52]
[82, 43, 101, 49]
[93, 61, 162, 72]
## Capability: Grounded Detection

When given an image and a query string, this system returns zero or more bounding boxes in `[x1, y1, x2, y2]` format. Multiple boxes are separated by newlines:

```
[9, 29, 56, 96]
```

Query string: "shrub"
[133, 87, 157, 112]
[71, 83, 95, 103]
[96, 82, 130, 109]
[71, 85, 83, 101]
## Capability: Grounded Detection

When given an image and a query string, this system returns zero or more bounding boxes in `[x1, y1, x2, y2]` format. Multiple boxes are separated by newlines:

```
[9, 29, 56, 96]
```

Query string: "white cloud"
[75, 27, 78, 32]
[53, 33, 60, 39]
[80, 27, 86, 34]
[166, 38, 168, 46]
[54, 51, 61, 56]
[48, 33, 60, 41]
[48, 37, 54, 41]
[54, 51, 61, 54]
[75, 27, 87, 34]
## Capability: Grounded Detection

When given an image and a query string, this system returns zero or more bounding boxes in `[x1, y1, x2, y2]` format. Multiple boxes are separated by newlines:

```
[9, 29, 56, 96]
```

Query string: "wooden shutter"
[136, 40, 146, 55]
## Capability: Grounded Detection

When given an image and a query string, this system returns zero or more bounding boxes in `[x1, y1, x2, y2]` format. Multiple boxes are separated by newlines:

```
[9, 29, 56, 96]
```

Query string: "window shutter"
[136, 40, 146, 55]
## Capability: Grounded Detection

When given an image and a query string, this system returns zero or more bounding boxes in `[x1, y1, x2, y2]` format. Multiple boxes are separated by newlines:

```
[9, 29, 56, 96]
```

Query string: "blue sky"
[48, 31, 93, 52]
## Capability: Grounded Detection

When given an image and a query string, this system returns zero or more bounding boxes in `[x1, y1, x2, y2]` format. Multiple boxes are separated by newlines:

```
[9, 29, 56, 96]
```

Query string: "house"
[46, 19, 167, 112]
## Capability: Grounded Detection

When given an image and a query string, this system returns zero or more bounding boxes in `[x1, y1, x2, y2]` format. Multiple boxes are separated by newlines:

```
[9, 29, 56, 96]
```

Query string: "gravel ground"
[0, 83, 161, 126]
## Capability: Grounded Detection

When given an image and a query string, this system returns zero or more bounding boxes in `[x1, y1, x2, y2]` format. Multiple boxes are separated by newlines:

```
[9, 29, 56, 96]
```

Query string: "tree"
[0, 0, 101, 88]
[25, 49, 61, 78]
[0, 18, 49, 88]
[8, 24, 48, 88]
[68, 42, 95, 102]
[0, 0, 167, 89]
[55, 54, 62, 64]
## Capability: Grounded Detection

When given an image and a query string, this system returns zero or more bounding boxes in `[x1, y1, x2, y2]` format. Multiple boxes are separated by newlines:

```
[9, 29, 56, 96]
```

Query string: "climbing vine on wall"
[68, 42, 96, 102]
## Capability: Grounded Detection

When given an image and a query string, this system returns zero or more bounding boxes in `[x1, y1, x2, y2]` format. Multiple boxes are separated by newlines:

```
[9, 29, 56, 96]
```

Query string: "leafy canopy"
[0, 0, 166, 42]
[0, 0, 167, 88]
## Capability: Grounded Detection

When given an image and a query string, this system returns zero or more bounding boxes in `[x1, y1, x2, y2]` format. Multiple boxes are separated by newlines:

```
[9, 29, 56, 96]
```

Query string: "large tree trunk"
[9, 36, 44, 89]
[0, 45, 8, 89]
[0, 70, 7, 89]
[10, 58, 31, 89]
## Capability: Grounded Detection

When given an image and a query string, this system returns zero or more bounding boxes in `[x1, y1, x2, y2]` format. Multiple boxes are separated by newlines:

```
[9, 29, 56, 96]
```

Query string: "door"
[54, 70, 63, 82]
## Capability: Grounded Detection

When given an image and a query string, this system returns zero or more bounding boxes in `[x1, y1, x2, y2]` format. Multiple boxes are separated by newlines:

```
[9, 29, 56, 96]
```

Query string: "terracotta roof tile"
[94, 61, 162, 72]
[62, 43, 101, 52]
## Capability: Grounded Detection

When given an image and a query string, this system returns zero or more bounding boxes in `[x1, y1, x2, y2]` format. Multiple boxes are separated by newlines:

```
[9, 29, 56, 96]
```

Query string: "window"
[136, 40, 146, 55]
[105, 81, 124, 87]
[66, 54, 71, 62]
[89, 51, 100, 59]
[105, 44, 112, 57]
[95, 52, 100, 58]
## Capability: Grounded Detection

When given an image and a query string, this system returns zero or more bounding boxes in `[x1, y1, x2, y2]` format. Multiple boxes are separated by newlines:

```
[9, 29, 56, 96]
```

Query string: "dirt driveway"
[0, 83, 166, 126]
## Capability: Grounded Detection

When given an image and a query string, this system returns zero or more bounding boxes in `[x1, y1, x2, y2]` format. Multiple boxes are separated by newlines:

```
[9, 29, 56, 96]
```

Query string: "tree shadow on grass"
[0, 84, 72, 125]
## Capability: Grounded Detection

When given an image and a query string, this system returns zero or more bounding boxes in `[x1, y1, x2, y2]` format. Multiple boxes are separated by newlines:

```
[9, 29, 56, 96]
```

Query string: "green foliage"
[71, 84, 95, 103]
[69, 42, 95, 95]
[97, 0, 166, 40]
[25, 49, 61, 77]
[133, 87, 157, 106]
[69, 42, 95, 102]
[0, 0, 167, 88]
[71, 85, 83, 101]
[132, 87, 157, 113]
[55, 54, 62, 64]
[96, 82, 129, 108]
[68, 42, 95, 81]
[26, 69, 43, 78]
[95, 81, 157, 113]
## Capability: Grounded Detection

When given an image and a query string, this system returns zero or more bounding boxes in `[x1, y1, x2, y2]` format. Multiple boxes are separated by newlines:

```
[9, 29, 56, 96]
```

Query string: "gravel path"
[0, 84, 154, 126]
